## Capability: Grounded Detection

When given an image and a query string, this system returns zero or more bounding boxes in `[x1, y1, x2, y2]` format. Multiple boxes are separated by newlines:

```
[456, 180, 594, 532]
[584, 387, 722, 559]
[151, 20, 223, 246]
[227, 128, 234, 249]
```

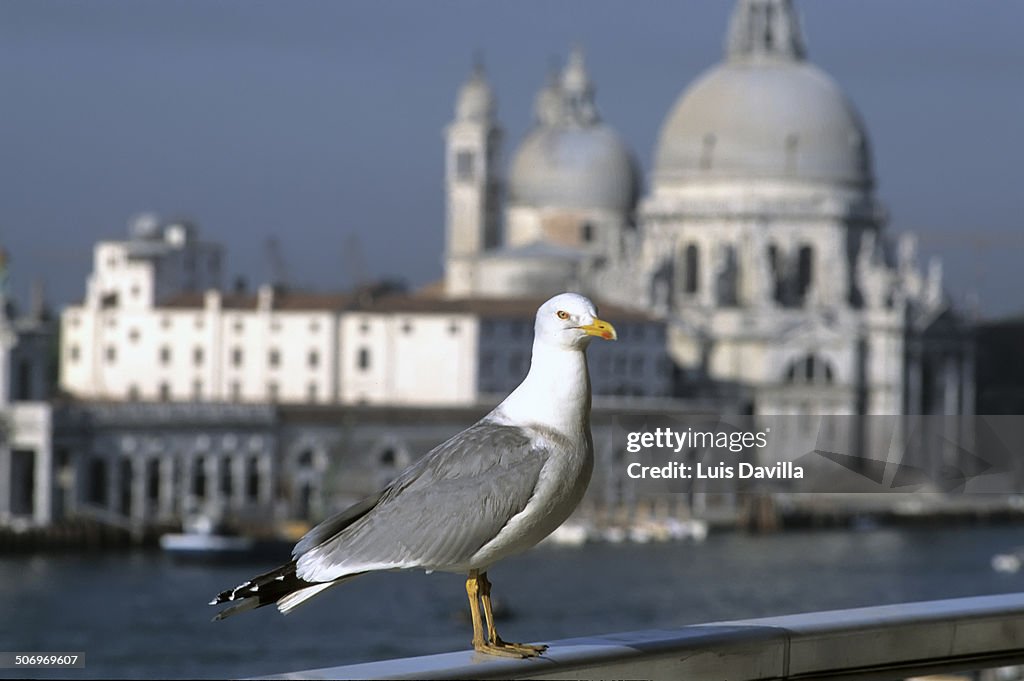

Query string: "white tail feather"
[276, 582, 338, 614]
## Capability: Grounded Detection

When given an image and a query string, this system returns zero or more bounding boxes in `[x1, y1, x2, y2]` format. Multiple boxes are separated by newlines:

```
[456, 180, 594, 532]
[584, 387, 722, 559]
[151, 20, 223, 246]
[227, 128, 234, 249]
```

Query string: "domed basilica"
[441, 0, 973, 417]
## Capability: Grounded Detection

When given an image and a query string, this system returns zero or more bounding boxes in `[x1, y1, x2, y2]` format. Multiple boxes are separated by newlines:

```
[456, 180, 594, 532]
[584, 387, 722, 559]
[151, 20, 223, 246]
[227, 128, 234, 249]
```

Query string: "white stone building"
[60, 221, 673, 407]
[441, 0, 973, 420]
[59, 0, 973, 421]
[29, 0, 988, 535]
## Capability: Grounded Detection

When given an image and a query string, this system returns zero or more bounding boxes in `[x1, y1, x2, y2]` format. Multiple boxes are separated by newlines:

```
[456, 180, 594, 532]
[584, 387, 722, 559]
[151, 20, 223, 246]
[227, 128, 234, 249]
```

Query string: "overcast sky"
[1, 1, 1022, 318]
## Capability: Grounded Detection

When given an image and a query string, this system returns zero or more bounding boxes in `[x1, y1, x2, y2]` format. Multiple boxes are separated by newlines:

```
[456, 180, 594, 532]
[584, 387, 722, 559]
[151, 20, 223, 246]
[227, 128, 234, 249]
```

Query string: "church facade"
[441, 0, 973, 420]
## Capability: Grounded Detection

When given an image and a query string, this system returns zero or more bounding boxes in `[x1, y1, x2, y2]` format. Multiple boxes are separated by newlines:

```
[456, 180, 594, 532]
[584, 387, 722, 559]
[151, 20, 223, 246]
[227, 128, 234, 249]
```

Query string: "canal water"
[2, 524, 1023, 679]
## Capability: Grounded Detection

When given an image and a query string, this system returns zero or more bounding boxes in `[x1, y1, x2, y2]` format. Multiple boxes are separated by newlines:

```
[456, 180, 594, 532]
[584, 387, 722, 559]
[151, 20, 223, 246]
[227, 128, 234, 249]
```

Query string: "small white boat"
[629, 525, 654, 544]
[544, 522, 590, 547]
[668, 518, 708, 542]
[992, 549, 1024, 574]
[602, 526, 627, 544]
[160, 514, 254, 557]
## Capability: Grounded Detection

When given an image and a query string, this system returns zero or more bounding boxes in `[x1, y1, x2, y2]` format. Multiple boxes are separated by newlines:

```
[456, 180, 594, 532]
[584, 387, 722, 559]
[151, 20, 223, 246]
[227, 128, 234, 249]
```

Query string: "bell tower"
[444, 60, 502, 297]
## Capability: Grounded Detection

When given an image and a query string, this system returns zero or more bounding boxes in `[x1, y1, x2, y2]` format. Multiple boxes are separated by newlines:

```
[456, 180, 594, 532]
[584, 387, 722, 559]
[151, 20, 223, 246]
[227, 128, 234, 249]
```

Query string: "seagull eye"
[556, 310, 570, 320]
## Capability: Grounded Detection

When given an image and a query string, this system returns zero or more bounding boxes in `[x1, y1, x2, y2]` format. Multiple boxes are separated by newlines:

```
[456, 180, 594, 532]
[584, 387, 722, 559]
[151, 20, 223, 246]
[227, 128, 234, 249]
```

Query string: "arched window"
[767, 244, 785, 303]
[193, 457, 206, 498]
[684, 244, 700, 294]
[797, 245, 814, 300]
[246, 457, 260, 501]
[146, 459, 160, 503]
[716, 245, 739, 307]
[219, 458, 232, 496]
[783, 354, 835, 386]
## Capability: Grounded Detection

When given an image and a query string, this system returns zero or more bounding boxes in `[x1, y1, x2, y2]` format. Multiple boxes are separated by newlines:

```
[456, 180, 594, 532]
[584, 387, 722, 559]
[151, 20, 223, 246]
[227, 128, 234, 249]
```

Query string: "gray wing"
[292, 492, 383, 558]
[294, 420, 548, 583]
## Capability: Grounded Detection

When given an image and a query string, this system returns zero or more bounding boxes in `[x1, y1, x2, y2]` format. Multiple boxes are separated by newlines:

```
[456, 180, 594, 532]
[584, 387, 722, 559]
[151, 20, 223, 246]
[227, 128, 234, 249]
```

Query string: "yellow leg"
[465, 570, 486, 651]
[466, 571, 526, 658]
[478, 571, 548, 658]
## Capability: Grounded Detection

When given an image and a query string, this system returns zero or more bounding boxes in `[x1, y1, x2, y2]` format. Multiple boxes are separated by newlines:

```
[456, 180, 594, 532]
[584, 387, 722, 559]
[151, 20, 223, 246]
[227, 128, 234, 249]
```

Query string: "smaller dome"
[508, 48, 639, 213]
[509, 126, 639, 212]
[455, 63, 495, 123]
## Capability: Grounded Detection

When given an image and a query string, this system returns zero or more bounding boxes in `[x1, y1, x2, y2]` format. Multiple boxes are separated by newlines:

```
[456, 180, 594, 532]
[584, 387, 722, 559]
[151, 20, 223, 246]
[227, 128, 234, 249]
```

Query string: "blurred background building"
[0, 0, 1009, 538]
[441, 0, 972, 420]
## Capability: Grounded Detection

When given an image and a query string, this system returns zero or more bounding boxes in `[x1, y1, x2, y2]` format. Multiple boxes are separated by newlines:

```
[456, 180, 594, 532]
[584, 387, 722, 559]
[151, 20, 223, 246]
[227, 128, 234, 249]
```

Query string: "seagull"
[210, 292, 617, 658]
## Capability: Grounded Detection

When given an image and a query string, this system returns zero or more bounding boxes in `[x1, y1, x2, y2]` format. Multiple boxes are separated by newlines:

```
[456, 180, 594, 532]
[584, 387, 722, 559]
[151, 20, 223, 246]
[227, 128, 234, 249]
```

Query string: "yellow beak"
[579, 317, 617, 341]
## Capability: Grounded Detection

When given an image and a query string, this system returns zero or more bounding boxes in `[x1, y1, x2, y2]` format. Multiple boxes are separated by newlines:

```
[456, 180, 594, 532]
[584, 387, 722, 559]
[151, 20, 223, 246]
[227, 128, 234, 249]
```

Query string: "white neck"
[493, 339, 592, 435]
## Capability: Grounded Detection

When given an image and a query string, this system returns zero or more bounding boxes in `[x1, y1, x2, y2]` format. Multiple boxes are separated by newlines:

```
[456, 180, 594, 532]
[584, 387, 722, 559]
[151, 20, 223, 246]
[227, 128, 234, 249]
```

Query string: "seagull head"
[534, 292, 617, 351]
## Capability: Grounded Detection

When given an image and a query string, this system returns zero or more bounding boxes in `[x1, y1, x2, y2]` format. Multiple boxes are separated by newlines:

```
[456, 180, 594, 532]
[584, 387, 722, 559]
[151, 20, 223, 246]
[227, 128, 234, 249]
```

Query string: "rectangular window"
[455, 150, 475, 181]
[14, 359, 32, 400]
[267, 382, 279, 402]
[159, 383, 170, 401]
[269, 349, 280, 368]
[358, 347, 370, 370]
[193, 457, 206, 498]
[308, 350, 319, 368]
[159, 346, 171, 365]
[218, 457, 231, 496]
[230, 381, 241, 402]
[193, 347, 204, 366]
[246, 457, 260, 501]
[146, 459, 160, 502]
[9, 448, 34, 512]
[106, 346, 117, 363]
[87, 458, 107, 506]
[231, 347, 243, 367]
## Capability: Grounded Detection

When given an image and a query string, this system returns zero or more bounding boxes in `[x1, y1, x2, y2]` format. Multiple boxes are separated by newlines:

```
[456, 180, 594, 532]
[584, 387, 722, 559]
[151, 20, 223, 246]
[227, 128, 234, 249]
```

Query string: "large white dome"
[654, 0, 873, 190]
